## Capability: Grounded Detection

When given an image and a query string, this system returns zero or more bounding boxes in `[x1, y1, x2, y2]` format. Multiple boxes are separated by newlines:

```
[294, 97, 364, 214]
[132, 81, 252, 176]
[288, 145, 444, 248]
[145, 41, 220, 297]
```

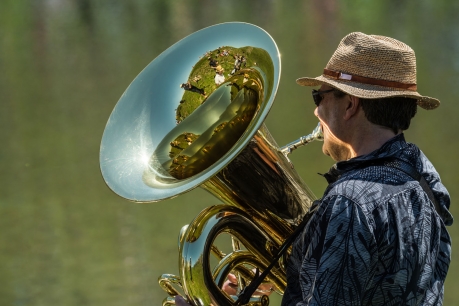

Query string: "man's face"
[313, 85, 350, 161]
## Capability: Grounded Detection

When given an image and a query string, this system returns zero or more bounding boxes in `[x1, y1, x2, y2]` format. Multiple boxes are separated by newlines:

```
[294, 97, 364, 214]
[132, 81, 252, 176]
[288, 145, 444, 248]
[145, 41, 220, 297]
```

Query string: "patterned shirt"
[282, 134, 453, 306]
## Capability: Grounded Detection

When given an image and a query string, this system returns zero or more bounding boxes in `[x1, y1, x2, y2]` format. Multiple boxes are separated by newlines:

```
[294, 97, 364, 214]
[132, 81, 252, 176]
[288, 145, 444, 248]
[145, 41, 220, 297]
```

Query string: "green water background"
[1, 1, 459, 305]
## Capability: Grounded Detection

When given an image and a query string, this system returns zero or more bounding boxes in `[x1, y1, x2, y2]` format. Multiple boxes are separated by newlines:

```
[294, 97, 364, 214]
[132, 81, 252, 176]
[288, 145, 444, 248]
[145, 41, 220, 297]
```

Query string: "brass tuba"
[100, 22, 323, 306]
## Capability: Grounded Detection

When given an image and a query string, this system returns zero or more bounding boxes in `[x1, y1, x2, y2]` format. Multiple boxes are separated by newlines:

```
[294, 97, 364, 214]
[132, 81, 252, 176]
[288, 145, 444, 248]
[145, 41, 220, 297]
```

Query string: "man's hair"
[333, 90, 417, 134]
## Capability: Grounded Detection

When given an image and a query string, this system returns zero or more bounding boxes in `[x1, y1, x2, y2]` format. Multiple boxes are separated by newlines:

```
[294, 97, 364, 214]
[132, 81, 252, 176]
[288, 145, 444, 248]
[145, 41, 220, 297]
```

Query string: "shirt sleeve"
[298, 196, 377, 306]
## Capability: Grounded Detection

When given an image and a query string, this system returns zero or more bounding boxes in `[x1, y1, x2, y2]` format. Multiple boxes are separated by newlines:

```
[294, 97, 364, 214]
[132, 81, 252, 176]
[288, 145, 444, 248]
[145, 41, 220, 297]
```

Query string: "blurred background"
[1, 0, 458, 305]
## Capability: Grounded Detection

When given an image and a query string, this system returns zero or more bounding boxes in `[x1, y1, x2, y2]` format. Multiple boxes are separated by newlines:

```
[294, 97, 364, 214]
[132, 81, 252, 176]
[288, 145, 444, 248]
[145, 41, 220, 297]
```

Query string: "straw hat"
[297, 32, 439, 110]
[216, 65, 224, 73]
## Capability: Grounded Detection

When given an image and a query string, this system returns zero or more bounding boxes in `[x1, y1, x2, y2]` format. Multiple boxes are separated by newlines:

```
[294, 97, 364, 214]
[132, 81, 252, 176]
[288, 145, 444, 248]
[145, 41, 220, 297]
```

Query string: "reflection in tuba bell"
[100, 23, 323, 306]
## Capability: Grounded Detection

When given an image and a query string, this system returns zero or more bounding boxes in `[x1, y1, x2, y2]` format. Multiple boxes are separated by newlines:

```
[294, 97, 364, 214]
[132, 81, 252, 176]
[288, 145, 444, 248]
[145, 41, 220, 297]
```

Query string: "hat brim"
[296, 75, 440, 110]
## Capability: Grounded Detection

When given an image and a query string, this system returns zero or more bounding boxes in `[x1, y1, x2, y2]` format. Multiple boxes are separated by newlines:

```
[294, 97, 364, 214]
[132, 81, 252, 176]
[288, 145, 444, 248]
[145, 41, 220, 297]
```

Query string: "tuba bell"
[100, 22, 323, 306]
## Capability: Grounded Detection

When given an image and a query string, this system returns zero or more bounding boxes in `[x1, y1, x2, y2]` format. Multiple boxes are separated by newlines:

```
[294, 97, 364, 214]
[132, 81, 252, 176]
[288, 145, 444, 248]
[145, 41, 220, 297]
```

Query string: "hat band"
[323, 68, 417, 91]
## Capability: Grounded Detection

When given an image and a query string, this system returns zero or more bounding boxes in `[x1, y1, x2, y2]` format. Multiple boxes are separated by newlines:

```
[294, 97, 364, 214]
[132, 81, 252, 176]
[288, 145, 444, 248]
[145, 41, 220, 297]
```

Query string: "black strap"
[234, 201, 319, 306]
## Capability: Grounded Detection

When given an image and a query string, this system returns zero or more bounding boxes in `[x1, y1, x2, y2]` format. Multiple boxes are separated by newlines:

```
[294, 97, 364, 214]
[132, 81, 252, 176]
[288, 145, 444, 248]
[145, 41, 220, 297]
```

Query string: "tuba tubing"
[179, 205, 286, 306]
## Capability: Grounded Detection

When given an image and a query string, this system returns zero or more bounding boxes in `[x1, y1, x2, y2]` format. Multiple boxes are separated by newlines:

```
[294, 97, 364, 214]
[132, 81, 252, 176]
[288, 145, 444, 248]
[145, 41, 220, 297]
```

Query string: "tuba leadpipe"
[99, 22, 323, 306]
[281, 122, 323, 156]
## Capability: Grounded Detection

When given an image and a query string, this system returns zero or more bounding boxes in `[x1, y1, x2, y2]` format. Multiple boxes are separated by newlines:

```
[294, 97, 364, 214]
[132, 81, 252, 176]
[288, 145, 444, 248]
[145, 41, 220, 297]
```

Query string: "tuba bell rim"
[99, 22, 281, 203]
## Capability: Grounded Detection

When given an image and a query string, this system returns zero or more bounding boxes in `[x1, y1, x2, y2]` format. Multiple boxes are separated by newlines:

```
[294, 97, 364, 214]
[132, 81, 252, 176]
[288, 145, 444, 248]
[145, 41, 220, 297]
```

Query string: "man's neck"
[347, 124, 398, 159]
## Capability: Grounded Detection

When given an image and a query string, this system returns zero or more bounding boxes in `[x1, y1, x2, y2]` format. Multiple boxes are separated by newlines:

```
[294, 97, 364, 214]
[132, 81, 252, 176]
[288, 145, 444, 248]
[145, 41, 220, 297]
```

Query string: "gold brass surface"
[100, 23, 323, 306]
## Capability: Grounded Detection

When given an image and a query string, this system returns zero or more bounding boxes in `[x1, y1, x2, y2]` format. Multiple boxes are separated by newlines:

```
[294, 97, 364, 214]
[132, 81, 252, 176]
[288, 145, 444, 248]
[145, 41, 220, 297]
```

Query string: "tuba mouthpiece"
[280, 122, 323, 156]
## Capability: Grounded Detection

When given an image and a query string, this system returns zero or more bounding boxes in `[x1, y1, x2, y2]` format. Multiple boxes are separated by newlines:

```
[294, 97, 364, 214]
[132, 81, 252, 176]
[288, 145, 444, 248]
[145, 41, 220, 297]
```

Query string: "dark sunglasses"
[312, 89, 335, 106]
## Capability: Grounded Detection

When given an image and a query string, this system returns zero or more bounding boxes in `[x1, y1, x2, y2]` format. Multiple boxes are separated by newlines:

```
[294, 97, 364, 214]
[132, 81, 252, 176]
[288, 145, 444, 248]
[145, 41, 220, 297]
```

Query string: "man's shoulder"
[324, 170, 421, 213]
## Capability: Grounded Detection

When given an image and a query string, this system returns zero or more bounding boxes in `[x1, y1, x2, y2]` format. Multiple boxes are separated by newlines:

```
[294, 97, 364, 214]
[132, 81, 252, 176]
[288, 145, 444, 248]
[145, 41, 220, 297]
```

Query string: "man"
[281, 32, 453, 305]
[209, 56, 218, 68]
[215, 65, 225, 85]
[180, 81, 206, 96]
[176, 32, 453, 306]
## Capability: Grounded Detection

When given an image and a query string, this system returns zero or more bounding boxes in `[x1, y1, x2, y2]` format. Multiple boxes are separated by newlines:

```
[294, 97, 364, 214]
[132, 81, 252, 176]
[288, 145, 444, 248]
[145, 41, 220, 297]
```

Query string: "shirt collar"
[320, 133, 408, 184]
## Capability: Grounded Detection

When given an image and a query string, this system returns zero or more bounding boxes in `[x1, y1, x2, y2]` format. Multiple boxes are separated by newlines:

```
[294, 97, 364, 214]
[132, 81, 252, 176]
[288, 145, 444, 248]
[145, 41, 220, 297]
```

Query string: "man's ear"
[343, 95, 360, 120]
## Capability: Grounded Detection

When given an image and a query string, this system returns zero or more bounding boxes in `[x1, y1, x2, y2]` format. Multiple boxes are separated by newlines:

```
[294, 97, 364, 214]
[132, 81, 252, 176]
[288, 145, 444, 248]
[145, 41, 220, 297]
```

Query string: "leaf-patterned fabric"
[282, 134, 453, 306]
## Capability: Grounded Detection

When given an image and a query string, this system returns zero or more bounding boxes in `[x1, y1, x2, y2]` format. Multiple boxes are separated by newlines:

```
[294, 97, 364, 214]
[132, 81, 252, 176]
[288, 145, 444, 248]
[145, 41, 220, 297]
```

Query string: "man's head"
[297, 32, 439, 110]
[331, 88, 418, 134]
[298, 32, 438, 161]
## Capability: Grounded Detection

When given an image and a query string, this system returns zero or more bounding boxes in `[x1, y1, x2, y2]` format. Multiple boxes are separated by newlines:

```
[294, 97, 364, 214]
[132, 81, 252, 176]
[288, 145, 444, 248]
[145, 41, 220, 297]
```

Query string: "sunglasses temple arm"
[280, 122, 323, 156]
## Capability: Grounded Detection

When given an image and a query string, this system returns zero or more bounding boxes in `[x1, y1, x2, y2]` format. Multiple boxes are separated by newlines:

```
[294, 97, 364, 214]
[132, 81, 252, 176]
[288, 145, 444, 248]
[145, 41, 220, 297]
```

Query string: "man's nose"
[314, 107, 319, 117]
